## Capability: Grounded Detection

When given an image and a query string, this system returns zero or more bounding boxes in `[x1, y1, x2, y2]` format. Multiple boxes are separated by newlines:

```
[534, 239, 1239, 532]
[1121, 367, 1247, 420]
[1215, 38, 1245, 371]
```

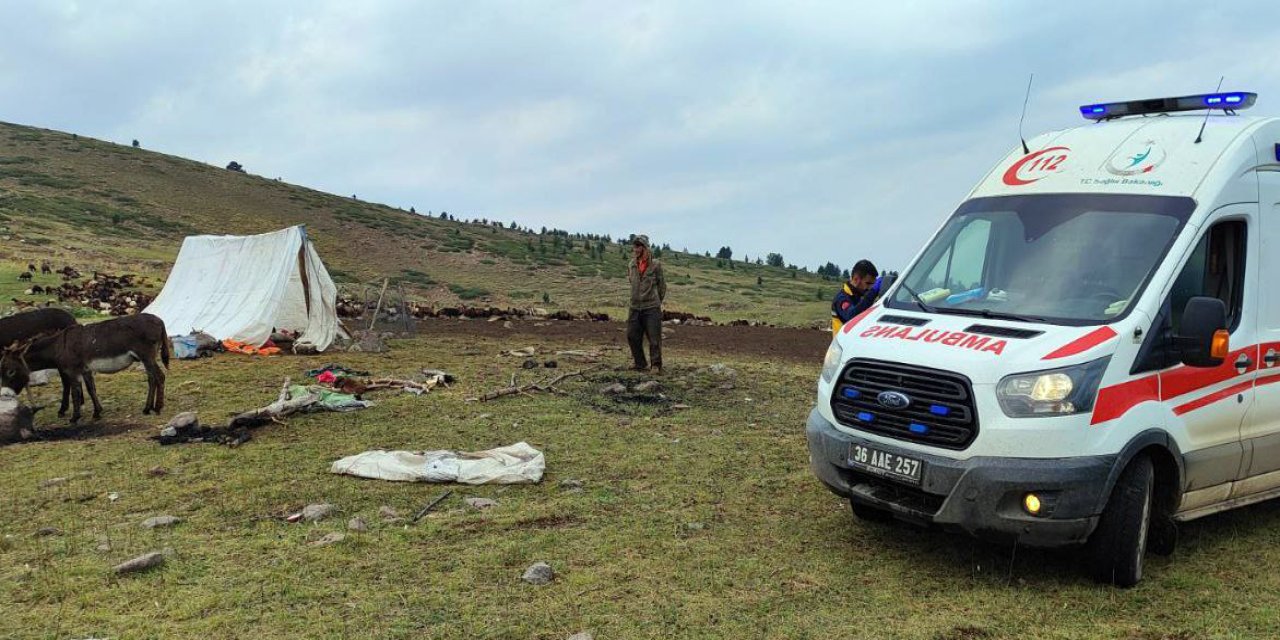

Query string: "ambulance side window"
[922, 219, 991, 291]
[1169, 220, 1246, 333]
[949, 220, 991, 291]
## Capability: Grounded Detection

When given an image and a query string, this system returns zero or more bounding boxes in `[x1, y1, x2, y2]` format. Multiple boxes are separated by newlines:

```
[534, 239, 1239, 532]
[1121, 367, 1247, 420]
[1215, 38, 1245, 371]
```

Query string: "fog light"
[1023, 493, 1042, 515]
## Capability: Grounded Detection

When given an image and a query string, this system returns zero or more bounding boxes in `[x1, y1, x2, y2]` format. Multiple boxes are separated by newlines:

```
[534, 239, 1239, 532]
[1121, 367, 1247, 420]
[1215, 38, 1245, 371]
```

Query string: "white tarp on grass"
[144, 225, 343, 351]
[329, 442, 545, 484]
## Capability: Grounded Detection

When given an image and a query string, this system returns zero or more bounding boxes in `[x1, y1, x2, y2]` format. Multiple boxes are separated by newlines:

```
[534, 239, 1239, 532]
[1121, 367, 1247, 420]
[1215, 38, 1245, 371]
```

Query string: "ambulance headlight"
[996, 358, 1110, 417]
[821, 340, 844, 384]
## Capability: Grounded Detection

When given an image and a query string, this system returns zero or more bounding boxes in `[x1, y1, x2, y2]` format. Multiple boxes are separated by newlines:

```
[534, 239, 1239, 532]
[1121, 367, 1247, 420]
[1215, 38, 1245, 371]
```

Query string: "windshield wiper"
[933, 307, 1047, 324]
[897, 283, 936, 314]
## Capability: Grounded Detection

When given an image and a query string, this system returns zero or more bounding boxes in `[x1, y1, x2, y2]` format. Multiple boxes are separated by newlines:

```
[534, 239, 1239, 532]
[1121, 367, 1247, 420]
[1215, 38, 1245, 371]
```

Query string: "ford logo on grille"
[877, 391, 912, 410]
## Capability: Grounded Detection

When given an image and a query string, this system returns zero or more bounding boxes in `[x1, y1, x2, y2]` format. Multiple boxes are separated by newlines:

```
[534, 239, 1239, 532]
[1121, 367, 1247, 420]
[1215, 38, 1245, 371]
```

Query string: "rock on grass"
[301, 503, 335, 522]
[465, 497, 498, 510]
[114, 552, 165, 575]
[141, 515, 182, 529]
[309, 532, 346, 547]
[522, 562, 554, 585]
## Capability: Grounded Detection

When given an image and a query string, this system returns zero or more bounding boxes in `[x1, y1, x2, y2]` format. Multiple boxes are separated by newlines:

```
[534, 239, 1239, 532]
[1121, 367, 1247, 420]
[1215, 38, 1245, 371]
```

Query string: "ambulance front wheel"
[1084, 454, 1154, 587]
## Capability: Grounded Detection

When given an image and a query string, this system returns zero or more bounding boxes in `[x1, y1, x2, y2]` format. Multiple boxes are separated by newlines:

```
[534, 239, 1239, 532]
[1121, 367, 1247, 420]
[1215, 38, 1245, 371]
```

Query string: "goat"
[0, 308, 88, 417]
[1, 313, 169, 423]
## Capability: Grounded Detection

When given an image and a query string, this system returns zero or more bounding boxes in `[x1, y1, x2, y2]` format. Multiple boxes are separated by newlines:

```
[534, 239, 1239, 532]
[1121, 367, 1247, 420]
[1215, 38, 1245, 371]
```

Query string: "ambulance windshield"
[887, 194, 1196, 326]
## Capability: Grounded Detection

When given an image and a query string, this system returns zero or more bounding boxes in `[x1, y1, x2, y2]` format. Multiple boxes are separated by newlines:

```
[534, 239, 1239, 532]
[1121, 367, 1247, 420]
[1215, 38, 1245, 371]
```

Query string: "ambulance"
[806, 92, 1280, 586]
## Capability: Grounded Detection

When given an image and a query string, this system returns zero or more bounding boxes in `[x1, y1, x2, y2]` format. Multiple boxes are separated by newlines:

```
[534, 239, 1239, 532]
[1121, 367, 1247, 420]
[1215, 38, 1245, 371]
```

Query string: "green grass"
[3, 334, 1280, 638]
[447, 284, 490, 300]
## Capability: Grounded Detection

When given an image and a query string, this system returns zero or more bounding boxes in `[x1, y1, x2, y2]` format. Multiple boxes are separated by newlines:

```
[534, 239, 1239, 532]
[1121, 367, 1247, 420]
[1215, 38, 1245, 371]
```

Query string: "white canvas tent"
[144, 225, 345, 352]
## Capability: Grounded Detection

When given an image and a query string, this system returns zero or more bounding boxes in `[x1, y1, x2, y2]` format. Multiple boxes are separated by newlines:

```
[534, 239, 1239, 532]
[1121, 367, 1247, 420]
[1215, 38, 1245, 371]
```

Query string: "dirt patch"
[934, 626, 992, 640]
[413, 317, 829, 363]
[19, 420, 147, 443]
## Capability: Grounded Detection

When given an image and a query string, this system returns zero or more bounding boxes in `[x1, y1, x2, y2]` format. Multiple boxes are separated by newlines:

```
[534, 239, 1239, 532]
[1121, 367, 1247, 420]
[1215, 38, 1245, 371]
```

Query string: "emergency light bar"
[1079, 92, 1257, 121]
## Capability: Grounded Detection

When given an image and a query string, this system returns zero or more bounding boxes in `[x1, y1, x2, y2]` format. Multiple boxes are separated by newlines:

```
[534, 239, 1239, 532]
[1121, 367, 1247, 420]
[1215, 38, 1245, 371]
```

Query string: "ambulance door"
[1162, 210, 1257, 499]
[1241, 143, 1280, 487]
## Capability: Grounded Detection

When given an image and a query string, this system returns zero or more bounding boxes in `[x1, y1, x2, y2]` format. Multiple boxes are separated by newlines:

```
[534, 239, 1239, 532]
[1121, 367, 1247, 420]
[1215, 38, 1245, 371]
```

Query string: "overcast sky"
[3, 1, 1279, 271]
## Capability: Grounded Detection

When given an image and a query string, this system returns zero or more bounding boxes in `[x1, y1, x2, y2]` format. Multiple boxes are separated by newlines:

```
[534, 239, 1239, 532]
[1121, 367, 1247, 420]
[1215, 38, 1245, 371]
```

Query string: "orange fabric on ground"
[222, 339, 282, 356]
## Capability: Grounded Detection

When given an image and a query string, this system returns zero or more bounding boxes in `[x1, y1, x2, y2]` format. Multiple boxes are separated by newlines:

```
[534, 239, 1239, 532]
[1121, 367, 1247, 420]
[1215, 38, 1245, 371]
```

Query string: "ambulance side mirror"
[1176, 296, 1229, 368]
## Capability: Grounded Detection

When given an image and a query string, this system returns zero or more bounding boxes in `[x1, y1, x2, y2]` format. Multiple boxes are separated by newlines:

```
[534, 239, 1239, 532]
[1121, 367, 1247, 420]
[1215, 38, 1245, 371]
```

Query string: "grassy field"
[0, 121, 837, 326]
[3, 331, 1280, 639]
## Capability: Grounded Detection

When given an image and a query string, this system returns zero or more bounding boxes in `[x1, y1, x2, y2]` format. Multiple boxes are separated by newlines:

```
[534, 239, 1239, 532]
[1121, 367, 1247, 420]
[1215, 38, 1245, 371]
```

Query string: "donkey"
[1, 313, 170, 423]
[0, 307, 91, 418]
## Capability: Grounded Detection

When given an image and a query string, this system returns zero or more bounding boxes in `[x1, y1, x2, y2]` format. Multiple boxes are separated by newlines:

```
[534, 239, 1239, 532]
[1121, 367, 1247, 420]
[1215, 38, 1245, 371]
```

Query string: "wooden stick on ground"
[470, 365, 605, 402]
[413, 490, 453, 522]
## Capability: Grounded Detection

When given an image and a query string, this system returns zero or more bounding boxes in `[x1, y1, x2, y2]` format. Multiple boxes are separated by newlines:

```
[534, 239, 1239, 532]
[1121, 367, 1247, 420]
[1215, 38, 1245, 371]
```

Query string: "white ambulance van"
[806, 92, 1280, 586]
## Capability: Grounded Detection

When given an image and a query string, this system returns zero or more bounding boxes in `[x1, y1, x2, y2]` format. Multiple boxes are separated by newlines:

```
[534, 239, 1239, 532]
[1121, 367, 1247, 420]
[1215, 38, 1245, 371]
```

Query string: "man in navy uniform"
[830, 259, 880, 334]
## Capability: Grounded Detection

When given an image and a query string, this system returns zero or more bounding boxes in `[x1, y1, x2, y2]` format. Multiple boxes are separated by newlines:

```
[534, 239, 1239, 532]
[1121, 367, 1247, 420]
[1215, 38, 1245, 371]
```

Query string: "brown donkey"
[1, 314, 170, 423]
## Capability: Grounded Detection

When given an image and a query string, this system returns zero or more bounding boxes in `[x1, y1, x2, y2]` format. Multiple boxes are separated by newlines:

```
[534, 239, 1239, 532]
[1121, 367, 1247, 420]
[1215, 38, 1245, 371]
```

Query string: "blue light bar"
[1275, 144, 1280, 162]
[843, 388, 861, 400]
[929, 405, 950, 416]
[908, 423, 929, 434]
[1080, 91, 1257, 121]
[856, 412, 874, 422]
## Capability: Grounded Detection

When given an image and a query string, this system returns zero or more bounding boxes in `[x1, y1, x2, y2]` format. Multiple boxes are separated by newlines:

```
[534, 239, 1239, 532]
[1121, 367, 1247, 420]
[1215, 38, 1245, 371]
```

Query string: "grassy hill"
[0, 121, 838, 326]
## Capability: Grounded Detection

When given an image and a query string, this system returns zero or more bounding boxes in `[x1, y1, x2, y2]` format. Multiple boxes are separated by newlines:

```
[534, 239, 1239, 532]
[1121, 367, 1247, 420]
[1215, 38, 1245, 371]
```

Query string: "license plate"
[848, 443, 923, 485]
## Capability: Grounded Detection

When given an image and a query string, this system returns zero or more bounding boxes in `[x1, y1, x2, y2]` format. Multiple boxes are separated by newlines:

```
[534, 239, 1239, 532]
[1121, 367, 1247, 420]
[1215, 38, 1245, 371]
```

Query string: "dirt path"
[412, 318, 830, 364]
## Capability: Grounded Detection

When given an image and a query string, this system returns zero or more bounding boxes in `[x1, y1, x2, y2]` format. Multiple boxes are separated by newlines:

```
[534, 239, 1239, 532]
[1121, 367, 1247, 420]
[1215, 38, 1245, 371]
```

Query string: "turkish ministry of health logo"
[1107, 140, 1166, 176]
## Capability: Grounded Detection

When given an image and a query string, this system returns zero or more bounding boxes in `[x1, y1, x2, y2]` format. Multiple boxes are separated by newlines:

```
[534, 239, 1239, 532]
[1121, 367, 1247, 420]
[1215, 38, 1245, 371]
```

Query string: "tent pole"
[369, 278, 389, 331]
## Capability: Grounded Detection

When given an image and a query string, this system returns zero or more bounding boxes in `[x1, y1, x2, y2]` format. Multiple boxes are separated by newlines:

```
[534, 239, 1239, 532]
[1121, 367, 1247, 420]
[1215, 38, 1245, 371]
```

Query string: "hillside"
[0, 121, 838, 326]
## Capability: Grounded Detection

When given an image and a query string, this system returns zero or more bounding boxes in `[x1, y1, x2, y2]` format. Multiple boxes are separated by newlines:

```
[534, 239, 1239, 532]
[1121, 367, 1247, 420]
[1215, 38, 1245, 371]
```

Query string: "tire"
[850, 500, 894, 524]
[1085, 454, 1154, 587]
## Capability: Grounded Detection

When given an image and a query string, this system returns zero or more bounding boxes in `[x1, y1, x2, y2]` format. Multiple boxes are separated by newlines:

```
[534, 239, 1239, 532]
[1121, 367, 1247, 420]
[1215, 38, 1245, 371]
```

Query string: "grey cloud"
[2, 1, 1278, 272]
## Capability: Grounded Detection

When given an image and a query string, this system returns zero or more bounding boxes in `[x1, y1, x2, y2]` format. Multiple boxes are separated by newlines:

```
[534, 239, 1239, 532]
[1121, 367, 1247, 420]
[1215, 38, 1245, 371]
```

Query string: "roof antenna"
[1195, 75, 1225, 144]
[1018, 74, 1034, 154]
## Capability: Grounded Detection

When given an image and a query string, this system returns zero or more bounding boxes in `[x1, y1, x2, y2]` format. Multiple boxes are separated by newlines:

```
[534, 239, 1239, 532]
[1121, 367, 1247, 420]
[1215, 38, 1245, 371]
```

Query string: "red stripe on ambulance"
[1042, 326, 1118, 360]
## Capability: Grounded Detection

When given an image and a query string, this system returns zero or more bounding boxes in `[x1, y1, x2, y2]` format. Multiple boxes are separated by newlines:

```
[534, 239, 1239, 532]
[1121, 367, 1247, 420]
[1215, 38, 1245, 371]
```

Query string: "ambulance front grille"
[830, 358, 979, 450]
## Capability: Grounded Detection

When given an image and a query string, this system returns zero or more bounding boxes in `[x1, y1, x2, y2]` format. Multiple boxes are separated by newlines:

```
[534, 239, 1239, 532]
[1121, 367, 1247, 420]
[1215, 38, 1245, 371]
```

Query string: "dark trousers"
[627, 307, 662, 369]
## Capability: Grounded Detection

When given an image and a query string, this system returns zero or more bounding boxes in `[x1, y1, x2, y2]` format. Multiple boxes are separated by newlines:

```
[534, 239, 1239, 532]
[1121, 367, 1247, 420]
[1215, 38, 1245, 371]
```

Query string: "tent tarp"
[144, 226, 343, 351]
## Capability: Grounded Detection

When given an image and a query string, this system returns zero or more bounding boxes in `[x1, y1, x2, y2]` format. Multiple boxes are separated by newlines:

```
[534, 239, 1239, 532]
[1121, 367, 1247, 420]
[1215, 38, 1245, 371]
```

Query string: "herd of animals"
[12, 262, 153, 315]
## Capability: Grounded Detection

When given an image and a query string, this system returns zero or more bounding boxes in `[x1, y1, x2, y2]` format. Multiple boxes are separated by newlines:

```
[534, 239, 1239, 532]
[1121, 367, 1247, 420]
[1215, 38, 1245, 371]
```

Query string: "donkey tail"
[157, 322, 171, 369]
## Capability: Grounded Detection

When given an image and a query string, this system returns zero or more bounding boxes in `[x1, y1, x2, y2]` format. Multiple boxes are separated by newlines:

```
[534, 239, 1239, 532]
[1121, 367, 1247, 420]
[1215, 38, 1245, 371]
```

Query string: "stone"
[348, 330, 388, 353]
[147, 466, 168, 477]
[707, 364, 738, 378]
[477, 413, 493, 420]
[567, 632, 594, 640]
[301, 503, 336, 522]
[684, 522, 706, 532]
[632, 381, 660, 393]
[114, 552, 165, 575]
[600, 383, 626, 395]
[465, 497, 498, 510]
[39, 477, 68, 489]
[503, 321, 513, 329]
[347, 518, 368, 532]
[310, 532, 346, 547]
[378, 506, 400, 521]
[521, 562, 554, 585]
[95, 536, 112, 552]
[34, 527, 62, 537]
[141, 515, 182, 529]
[0, 389, 35, 444]
[559, 479, 584, 491]
[672, 403, 691, 410]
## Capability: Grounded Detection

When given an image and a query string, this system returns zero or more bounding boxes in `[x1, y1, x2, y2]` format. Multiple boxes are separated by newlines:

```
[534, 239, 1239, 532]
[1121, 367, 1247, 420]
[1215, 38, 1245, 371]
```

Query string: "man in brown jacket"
[627, 235, 667, 372]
